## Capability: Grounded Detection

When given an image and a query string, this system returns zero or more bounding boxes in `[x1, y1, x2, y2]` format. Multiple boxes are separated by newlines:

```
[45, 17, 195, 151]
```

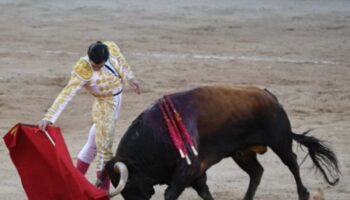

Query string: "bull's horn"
[109, 161, 129, 198]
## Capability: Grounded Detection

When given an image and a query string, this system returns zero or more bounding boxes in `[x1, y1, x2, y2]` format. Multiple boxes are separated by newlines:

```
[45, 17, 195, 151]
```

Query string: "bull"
[100, 86, 340, 200]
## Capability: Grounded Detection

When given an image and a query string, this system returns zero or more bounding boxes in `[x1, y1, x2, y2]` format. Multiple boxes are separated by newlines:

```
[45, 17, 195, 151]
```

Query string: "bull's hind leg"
[232, 149, 264, 200]
[270, 144, 310, 200]
[191, 173, 214, 200]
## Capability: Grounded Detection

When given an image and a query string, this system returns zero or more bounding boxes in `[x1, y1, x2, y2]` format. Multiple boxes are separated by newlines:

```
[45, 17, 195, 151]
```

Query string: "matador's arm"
[43, 59, 92, 123]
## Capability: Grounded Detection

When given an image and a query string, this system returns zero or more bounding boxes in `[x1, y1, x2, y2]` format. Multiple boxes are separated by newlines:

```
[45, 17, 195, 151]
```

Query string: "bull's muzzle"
[109, 162, 129, 198]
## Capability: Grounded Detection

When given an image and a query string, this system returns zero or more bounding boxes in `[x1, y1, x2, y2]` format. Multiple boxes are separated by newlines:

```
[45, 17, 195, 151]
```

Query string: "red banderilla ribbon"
[159, 96, 198, 165]
[165, 96, 198, 156]
[159, 99, 187, 158]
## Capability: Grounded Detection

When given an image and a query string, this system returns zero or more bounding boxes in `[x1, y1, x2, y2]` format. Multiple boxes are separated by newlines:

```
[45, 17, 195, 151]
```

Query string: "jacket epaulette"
[103, 41, 121, 57]
[73, 59, 93, 81]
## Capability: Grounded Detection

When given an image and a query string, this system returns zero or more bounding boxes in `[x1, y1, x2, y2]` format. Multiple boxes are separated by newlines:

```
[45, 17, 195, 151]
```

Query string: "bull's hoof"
[199, 193, 214, 200]
[299, 191, 310, 200]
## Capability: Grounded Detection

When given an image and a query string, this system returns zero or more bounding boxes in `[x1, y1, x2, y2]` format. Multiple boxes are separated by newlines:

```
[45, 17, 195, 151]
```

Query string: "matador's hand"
[38, 119, 52, 131]
[129, 79, 141, 95]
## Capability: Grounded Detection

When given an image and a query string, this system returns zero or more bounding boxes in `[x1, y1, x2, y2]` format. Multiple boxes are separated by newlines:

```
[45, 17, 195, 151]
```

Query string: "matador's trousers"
[77, 94, 122, 171]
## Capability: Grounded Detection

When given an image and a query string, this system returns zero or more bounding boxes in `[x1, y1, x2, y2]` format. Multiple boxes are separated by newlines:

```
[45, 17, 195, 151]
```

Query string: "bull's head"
[96, 161, 129, 198]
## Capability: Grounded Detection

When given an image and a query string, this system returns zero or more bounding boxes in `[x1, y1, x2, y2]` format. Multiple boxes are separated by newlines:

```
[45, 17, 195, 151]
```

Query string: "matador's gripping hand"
[38, 119, 52, 131]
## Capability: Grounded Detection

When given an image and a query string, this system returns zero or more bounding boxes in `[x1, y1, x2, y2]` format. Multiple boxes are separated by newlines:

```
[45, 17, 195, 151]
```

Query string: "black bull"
[101, 86, 340, 200]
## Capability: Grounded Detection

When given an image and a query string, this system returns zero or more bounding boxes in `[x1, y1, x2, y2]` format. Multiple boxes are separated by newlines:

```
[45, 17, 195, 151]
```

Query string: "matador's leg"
[94, 96, 122, 192]
[76, 124, 97, 175]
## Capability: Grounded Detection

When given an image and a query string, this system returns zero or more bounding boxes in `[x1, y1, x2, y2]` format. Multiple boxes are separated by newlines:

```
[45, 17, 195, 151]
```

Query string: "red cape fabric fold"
[3, 123, 109, 200]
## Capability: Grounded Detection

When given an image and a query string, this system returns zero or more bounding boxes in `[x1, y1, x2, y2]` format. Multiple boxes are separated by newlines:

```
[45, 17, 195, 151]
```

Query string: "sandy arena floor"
[0, 0, 349, 199]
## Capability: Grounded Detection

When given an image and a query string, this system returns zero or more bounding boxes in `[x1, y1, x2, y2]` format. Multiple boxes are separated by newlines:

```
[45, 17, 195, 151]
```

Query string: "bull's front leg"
[121, 185, 155, 200]
[164, 163, 191, 200]
[164, 182, 186, 200]
[191, 173, 214, 200]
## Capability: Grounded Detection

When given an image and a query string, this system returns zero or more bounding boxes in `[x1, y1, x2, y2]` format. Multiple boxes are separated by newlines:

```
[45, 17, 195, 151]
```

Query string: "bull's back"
[190, 86, 280, 136]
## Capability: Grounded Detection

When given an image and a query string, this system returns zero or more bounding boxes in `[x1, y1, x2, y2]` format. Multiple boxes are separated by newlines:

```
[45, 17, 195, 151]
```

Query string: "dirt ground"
[1, 0, 349, 199]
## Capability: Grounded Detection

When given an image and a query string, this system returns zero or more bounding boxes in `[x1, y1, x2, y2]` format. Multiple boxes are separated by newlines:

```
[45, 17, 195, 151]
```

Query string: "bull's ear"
[105, 160, 121, 187]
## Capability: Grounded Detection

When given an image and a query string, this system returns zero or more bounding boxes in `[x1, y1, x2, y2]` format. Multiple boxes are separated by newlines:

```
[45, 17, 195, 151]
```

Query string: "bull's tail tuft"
[292, 131, 340, 186]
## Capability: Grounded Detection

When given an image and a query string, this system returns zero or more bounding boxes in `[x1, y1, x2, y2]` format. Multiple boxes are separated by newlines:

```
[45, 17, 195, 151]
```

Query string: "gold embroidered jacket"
[43, 41, 134, 123]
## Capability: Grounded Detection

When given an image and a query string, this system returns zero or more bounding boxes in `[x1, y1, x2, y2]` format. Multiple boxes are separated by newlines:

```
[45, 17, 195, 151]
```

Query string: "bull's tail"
[292, 131, 340, 185]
